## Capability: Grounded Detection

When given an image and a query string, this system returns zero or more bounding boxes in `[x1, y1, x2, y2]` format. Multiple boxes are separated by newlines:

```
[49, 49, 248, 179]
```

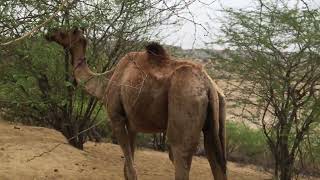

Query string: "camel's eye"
[60, 32, 66, 38]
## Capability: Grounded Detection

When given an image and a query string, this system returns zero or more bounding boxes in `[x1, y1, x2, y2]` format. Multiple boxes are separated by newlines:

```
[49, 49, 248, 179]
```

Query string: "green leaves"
[226, 121, 269, 166]
[64, 81, 73, 87]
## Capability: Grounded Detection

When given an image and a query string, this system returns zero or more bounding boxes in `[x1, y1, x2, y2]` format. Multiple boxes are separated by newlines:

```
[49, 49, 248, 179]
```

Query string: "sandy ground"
[0, 120, 274, 180]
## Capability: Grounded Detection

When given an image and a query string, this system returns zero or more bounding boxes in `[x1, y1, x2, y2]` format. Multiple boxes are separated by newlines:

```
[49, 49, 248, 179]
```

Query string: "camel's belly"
[121, 80, 169, 133]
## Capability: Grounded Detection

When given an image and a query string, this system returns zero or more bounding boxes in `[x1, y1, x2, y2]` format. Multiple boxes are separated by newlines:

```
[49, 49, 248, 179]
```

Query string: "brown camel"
[45, 28, 227, 180]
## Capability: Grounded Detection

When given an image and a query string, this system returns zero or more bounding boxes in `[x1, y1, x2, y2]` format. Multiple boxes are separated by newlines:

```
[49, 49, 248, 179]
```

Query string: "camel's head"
[45, 27, 87, 49]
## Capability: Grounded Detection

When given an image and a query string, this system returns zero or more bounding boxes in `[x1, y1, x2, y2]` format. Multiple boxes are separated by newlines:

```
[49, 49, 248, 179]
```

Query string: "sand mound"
[0, 121, 271, 180]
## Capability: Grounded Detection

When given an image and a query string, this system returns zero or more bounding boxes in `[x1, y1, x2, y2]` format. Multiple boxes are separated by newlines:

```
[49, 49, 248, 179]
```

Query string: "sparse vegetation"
[217, 1, 320, 179]
[227, 121, 320, 176]
[1, 0, 320, 179]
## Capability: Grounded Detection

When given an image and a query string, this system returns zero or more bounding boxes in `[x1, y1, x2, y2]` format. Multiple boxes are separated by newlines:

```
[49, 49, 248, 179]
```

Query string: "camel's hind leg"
[203, 93, 227, 180]
[203, 119, 227, 180]
[203, 129, 226, 180]
[167, 66, 208, 180]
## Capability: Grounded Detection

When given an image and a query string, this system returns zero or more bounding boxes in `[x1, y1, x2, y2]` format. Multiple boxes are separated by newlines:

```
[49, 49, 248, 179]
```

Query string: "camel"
[45, 28, 227, 180]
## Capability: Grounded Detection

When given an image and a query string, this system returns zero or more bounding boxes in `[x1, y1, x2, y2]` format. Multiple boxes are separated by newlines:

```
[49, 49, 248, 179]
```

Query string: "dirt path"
[0, 121, 272, 180]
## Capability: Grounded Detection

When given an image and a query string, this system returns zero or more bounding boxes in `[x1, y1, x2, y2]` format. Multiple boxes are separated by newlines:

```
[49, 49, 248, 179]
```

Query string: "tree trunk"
[274, 153, 279, 178]
[159, 132, 166, 151]
[153, 134, 158, 150]
[88, 127, 102, 142]
[278, 134, 294, 180]
[280, 160, 293, 180]
[69, 137, 84, 150]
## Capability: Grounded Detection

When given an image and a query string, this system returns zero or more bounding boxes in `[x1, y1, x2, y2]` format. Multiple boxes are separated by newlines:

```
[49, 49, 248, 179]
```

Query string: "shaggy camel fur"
[46, 28, 227, 180]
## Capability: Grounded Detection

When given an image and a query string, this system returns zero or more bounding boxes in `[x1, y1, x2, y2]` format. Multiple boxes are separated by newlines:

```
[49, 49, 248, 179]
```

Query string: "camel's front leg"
[110, 115, 137, 180]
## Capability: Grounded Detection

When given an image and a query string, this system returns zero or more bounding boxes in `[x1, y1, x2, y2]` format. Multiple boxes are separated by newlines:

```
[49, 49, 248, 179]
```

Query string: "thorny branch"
[0, 0, 70, 46]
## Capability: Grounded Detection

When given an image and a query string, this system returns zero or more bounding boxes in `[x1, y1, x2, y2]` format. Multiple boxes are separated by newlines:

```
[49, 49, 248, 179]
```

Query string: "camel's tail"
[145, 42, 168, 61]
[204, 72, 227, 180]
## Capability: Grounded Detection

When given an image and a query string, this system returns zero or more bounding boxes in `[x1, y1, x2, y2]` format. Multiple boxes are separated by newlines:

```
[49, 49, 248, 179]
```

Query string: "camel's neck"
[69, 45, 113, 99]
[70, 45, 86, 68]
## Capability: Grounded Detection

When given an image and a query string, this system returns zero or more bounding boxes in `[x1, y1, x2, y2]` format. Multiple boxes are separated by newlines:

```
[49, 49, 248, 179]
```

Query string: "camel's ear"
[73, 27, 82, 35]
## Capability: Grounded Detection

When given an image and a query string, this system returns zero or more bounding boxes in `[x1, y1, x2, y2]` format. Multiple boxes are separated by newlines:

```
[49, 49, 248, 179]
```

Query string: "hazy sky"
[162, 0, 320, 49]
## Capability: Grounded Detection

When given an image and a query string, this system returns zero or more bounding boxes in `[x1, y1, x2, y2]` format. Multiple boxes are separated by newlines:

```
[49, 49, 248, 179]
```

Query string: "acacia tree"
[217, 1, 320, 179]
[0, 0, 196, 149]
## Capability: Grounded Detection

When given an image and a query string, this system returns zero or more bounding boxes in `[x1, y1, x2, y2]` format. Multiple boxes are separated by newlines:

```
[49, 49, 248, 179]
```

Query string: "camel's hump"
[145, 42, 168, 60]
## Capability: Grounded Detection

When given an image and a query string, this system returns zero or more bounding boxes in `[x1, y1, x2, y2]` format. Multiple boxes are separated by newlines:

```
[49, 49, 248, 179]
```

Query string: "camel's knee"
[173, 154, 192, 180]
[169, 145, 196, 180]
[167, 124, 201, 179]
